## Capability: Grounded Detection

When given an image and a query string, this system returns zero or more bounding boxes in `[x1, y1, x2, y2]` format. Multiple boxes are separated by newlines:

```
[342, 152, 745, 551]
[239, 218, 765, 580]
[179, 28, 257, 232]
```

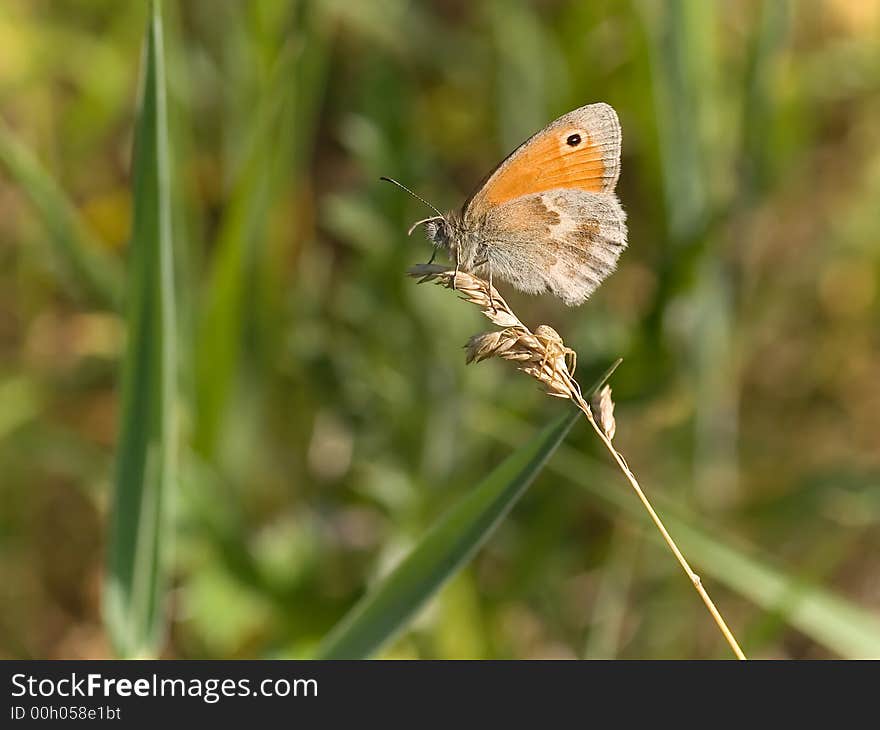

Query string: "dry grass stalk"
[408, 263, 747, 660]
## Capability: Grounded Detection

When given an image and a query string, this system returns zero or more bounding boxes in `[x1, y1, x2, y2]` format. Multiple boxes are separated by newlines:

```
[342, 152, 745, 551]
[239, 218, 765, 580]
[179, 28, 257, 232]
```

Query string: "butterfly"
[383, 102, 627, 306]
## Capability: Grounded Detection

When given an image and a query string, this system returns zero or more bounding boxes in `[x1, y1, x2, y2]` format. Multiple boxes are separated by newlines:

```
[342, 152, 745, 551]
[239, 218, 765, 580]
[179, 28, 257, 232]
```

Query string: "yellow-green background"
[1, 0, 879, 659]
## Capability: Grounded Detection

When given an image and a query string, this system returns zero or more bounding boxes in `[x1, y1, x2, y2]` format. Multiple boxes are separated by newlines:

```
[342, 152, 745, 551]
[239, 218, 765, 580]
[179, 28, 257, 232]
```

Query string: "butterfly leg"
[452, 248, 460, 291]
[487, 263, 497, 312]
[425, 248, 437, 265]
[471, 255, 497, 312]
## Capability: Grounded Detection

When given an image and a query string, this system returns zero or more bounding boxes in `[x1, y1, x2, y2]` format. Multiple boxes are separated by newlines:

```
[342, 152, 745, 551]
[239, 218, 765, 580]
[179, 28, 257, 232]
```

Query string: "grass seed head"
[410, 265, 581, 399]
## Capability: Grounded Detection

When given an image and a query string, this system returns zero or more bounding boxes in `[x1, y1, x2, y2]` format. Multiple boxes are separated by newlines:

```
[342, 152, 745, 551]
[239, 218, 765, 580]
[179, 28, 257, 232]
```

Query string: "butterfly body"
[401, 102, 627, 307]
[427, 187, 626, 306]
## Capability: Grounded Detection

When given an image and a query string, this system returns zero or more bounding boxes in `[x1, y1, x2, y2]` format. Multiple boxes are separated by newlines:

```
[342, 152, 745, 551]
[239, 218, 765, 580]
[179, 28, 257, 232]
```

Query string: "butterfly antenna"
[379, 176, 444, 219]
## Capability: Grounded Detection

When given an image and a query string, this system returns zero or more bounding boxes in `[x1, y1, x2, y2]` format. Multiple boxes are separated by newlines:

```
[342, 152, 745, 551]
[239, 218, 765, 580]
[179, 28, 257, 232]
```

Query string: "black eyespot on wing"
[566, 133, 581, 147]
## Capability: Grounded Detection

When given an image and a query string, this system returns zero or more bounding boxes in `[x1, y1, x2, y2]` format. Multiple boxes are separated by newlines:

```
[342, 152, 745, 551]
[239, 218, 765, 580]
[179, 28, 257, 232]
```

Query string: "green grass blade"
[668, 520, 880, 659]
[193, 42, 301, 458]
[103, 0, 177, 658]
[646, 0, 714, 243]
[476, 408, 880, 658]
[316, 408, 580, 659]
[0, 122, 124, 310]
[193, 5, 332, 460]
[740, 0, 789, 199]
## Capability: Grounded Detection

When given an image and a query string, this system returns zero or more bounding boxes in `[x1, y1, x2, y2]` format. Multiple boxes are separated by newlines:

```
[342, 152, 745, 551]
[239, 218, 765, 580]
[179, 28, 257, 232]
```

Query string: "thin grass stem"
[409, 263, 746, 660]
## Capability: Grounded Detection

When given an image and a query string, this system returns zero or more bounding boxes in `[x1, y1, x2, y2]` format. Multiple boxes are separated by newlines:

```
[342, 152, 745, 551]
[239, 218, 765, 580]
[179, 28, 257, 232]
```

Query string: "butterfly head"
[422, 216, 451, 247]
[380, 176, 461, 257]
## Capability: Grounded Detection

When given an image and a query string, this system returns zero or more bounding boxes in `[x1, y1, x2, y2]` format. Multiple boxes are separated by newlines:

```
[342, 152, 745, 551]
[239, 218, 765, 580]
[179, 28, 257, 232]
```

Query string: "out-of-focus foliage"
[1, 0, 879, 659]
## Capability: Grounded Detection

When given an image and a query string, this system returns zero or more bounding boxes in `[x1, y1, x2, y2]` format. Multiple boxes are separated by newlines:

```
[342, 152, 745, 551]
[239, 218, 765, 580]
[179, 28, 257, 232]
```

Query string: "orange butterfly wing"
[464, 103, 621, 211]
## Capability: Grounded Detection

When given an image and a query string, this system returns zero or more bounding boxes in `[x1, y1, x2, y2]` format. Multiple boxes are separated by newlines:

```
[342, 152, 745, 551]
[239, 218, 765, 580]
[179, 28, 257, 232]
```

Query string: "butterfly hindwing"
[474, 189, 627, 306]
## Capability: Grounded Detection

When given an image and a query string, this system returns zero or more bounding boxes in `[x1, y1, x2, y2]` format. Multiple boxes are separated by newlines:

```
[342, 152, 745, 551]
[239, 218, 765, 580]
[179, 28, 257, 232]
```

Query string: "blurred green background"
[2, 0, 879, 659]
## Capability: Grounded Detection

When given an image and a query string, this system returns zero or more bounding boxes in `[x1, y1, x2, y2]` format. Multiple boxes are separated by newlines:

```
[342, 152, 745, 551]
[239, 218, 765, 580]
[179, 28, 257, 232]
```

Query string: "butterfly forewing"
[464, 103, 622, 211]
